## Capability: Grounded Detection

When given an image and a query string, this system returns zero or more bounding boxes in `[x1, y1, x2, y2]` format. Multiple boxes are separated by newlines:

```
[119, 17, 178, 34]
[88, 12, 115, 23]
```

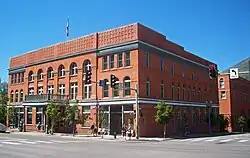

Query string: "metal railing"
[24, 94, 69, 102]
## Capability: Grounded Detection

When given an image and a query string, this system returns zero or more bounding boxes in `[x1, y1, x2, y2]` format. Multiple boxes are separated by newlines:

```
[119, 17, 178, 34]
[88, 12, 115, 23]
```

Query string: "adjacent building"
[8, 23, 219, 137]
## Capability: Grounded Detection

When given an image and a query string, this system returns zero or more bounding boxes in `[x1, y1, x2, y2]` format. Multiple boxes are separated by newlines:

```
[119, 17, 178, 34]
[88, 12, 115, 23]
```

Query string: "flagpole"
[66, 17, 69, 41]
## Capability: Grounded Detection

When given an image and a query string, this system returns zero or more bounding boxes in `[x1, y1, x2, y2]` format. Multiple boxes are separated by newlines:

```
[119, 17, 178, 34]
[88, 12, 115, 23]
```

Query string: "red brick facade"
[218, 74, 250, 132]
[8, 23, 219, 137]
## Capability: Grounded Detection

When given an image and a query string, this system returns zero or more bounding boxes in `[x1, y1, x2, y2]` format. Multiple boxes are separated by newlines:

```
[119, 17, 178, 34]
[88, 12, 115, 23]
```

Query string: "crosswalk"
[168, 137, 250, 144]
[0, 139, 81, 147]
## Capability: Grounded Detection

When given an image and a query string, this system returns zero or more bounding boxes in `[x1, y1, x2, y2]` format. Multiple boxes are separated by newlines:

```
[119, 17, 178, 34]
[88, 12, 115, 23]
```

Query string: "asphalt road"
[0, 133, 250, 158]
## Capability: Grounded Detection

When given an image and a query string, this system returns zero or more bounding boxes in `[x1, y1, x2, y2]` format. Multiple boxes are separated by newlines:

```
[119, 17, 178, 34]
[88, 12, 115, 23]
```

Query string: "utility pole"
[135, 84, 139, 139]
[206, 101, 212, 134]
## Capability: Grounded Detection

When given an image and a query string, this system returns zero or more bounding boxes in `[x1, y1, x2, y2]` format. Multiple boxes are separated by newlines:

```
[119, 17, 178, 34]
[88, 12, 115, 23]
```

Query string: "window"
[182, 85, 185, 100]
[11, 74, 14, 84]
[70, 63, 78, 75]
[15, 90, 18, 102]
[27, 107, 33, 124]
[58, 65, 65, 77]
[146, 77, 150, 97]
[192, 72, 195, 80]
[20, 90, 24, 102]
[84, 84, 92, 99]
[36, 107, 43, 124]
[14, 74, 17, 83]
[125, 52, 131, 66]
[70, 82, 78, 100]
[198, 88, 201, 101]
[47, 67, 54, 79]
[83, 60, 91, 73]
[219, 78, 224, 88]
[109, 54, 114, 69]
[48, 85, 54, 95]
[117, 53, 123, 68]
[221, 91, 226, 99]
[28, 88, 34, 95]
[177, 84, 180, 100]
[103, 79, 109, 97]
[10, 91, 14, 102]
[124, 76, 131, 96]
[82, 106, 91, 127]
[171, 83, 174, 100]
[112, 78, 119, 97]
[171, 64, 174, 75]
[188, 86, 191, 101]
[38, 86, 43, 95]
[160, 58, 164, 72]
[28, 71, 34, 82]
[198, 109, 202, 124]
[146, 52, 149, 68]
[59, 84, 65, 95]
[37, 69, 43, 80]
[17, 73, 21, 83]
[102, 56, 108, 70]
[197, 72, 200, 80]
[182, 66, 185, 78]
[21, 72, 24, 82]
[160, 80, 164, 98]
[192, 108, 196, 124]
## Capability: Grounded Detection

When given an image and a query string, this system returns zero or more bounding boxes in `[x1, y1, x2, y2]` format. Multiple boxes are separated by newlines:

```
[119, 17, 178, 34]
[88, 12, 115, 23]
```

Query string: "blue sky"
[1, 0, 249, 82]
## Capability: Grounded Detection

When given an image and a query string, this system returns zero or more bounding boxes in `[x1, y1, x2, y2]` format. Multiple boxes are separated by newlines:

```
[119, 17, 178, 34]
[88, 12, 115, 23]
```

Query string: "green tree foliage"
[155, 101, 173, 138]
[45, 103, 60, 134]
[98, 106, 108, 138]
[0, 92, 8, 124]
[7, 106, 15, 126]
[238, 115, 247, 132]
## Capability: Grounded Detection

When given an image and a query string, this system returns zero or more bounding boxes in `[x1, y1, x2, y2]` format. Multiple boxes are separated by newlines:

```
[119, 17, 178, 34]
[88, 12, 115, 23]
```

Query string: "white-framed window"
[84, 84, 92, 99]
[70, 63, 78, 75]
[38, 69, 43, 80]
[38, 86, 43, 95]
[70, 82, 78, 100]
[47, 67, 54, 79]
[112, 78, 119, 97]
[117, 53, 123, 68]
[146, 52, 150, 68]
[20, 90, 24, 102]
[146, 77, 150, 97]
[11, 74, 14, 84]
[109, 54, 114, 69]
[160, 80, 164, 98]
[58, 65, 65, 77]
[28, 87, 34, 95]
[21, 72, 24, 82]
[160, 58, 164, 72]
[102, 56, 108, 70]
[83, 60, 91, 73]
[59, 84, 65, 95]
[103, 79, 109, 98]
[15, 90, 18, 102]
[219, 78, 224, 88]
[124, 76, 131, 96]
[221, 91, 226, 99]
[17, 73, 21, 83]
[28, 71, 34, 82]
[125, 52, 130, 66]
[48, 85, 54, 95]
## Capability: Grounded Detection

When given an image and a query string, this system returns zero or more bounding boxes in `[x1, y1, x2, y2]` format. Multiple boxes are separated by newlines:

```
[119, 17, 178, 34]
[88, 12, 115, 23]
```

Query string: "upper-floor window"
[171, 64, 174, 75]
[182, 65, 185, 78]
[14, 74, 17, 83]
[48, 85, 54, 95]
[10, 91, 14, 102]
[146, 52, 150, 68]
[182, 85, 185, 100]
[103, 79, 109, 98]
[221, 91, 226, 100]
[102, 56, 108, 70]
[37, 69, 43, 80]
[177, 84, 180, 100]
[38, 86, 43, 95]
[125, 52, 131, 67]
[70, 63, 78, 75]
[11, 74, 14, 84]
[84, 83, 92, 99]
[58, 65, 65, 77]
[112, 78, 119, 98]
[20, 90, 24, 102]
[192, 72, 195, 80]
[109, 54, 114, 69]
[188, 86, 191, 101]
[117, 53, 123, 68]
[123, 76, 131, 96]
[47, 67, 54, 79]
[83, 60, 91, 73]
[21, 72, 24, 82]
[171, 82, 174, 100]
[160, 59, 164, 72]
[59, 84, 65, 95]
[160, 80, 164, 98]
[17, 73, 21, 83]
[15, 90, 18, 102]
[70, 82, 78, 100]
[219, 78, 224, 88]
[28, 87, 34, 95]
[28, 71, 34, 82]
[146, 77, 150, 97]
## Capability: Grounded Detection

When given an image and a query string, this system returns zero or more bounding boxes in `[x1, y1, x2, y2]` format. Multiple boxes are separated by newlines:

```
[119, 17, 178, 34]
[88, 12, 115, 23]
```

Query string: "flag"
[66, 18, 69, 37]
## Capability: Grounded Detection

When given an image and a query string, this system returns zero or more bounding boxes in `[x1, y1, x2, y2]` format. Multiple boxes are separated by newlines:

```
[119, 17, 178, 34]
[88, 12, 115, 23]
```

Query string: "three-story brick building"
[8, 23, 219, 137]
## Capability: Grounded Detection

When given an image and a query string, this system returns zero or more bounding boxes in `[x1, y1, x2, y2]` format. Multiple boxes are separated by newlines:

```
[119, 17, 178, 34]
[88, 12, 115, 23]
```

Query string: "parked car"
[0, 123, 7, 132]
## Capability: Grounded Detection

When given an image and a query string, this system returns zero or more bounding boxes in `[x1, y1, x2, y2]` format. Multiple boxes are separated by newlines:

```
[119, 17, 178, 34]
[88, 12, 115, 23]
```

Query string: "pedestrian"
[122, 124, 127, 140]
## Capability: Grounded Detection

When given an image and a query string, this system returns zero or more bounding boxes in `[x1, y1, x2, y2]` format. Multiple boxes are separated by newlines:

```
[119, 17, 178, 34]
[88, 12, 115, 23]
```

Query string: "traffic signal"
[85, 67, 92, 84]
[209, 65, 217, 79]
[110, 74, 118, 88]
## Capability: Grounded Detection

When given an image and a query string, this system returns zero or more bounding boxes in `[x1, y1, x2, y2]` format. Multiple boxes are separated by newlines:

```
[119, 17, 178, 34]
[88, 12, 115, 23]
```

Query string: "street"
[0, 133, 250, 158]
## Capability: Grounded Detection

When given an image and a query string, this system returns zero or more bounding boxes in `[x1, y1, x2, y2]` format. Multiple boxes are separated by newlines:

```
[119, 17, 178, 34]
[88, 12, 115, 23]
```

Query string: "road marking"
[191, 138, 208, 142]
[18, 140, 37, 144]
[205, 138, 219, 142]
[51, 140, 67, 143]
[0, 139, 27, 142]
[36, 141, 53, 144]
[219, 139, 234, 143]
[238, 140, 249, 143]
[1, 141, 21, 145]
[179, 139, 194, 142]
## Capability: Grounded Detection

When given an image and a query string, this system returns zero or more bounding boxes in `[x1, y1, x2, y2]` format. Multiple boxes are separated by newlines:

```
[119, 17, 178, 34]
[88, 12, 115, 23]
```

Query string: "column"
[108, 105, 111, 135]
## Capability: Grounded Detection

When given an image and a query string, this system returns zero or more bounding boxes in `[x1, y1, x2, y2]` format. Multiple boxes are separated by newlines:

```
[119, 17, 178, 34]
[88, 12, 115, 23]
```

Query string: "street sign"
[230, 68, 239, 79]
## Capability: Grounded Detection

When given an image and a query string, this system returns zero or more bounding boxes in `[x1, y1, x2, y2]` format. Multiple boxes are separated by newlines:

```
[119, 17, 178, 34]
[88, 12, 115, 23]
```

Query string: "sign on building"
[229, 68, 239, 79]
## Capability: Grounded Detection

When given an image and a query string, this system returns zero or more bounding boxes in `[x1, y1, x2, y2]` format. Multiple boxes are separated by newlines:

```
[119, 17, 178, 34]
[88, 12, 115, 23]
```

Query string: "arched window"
[123, 76, 131, 96]
[188, 86, 191, 101]
[47, 67, 54, 79]
[28, 71, 34, 82]
[58, 65, 65, 77]
[103, 79, 109, 98]
[219, 78, 224, 88]
[160, 80, 164, 98]
[10, 91, 14, 103]
[20, 89, 24, 102]
[171, 82, 174, 100]
[182, 84, 186, 100]
[83, 60, 91, 73]
[146, 77, 150, 97]
[37, 69, 43, 80]
[15, 90, 19, 102]
[113, 78, 119, 97]
[70, 62, 78, 75]
[177, 84, 180, 100]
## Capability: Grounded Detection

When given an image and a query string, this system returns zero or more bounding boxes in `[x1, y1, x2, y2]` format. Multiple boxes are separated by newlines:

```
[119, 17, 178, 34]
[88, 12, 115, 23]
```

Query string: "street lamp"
[206, 101, 212, 134]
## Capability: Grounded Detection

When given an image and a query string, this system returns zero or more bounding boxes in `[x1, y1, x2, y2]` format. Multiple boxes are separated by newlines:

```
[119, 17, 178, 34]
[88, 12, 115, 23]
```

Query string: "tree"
[7, 106, 15, 127]
[64, 103, 80, 135]
[45, 103, 61, 134]
[155, 101, 173, 138]
[238, 115, 247, 133]
[0, 91, 8, 124]
[98, 106, 108, 138]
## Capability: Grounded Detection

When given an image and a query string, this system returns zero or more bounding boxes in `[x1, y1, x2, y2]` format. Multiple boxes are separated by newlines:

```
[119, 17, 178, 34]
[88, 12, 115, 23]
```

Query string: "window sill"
[70, 74, 78, 77]
[48, 78, 54, 81]
[58, 76, 66, 79]
[101, 66, 133, 72]
[11, 82, 25, 86]
[80, 126, 91, 129]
